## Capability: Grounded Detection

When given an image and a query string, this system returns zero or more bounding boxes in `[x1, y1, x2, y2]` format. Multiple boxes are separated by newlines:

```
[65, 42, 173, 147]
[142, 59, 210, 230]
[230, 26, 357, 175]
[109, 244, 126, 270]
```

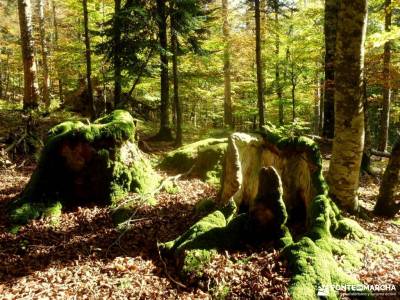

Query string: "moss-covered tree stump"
[9, 110, 159, 224]
[161, 129, 398, 299]
[159, 138, 227, 185]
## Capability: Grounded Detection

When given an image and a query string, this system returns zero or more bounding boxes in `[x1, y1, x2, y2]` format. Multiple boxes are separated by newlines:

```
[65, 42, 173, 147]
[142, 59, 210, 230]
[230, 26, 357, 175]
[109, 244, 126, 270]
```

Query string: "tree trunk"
[378, 0, 392, 152]
[319, 78, 324, 135]
[361, 79, 373, 174]
[113, 0, 122, 107]
[314, 73, 321, 134]
[374, 136, 400, 217]
[273, 2, 283, 126]
[322, 0, 338, 139]
[37, 0, 50, 108]
[17, 0, 40, 110]
[327, 0, 367, 212]
[255, 0, 265, 128]
[52, 0, 63, 103]
[291, 72, 296, 122]
[171, 13, 182, 147]
[222, 0, 233, 128]
[82, 0, 95, 119]
[155, 0, 173, 141]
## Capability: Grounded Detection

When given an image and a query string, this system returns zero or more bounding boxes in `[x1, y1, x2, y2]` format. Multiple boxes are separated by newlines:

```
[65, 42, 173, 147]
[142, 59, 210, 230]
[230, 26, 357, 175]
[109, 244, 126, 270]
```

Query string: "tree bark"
[327, 0, 367, 212]
[82, 0, 95, 119]
[37, 0, 50, 108]
[314, 72, 321, 134]
[273, 1, 283, 125]
[51, 0, 63, 103]
[113, 0, 122, 107]
[255, 0, 265, 128]
[361, 79, 373, 174]
[171, 13, 182, 147]
[290, 64, 296, 122]
[222, 0, 233, 128]
[374, 137, 400, 217]
[322, 0, 338, 139]
[378, 0, 392, 152]
[155, 0, 173, 141]
[17, 0, 40, 110]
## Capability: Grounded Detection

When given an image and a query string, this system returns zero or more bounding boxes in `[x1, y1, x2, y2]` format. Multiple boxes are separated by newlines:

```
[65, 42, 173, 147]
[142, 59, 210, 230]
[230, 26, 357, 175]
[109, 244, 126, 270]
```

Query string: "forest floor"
[0, 108, 399, 299]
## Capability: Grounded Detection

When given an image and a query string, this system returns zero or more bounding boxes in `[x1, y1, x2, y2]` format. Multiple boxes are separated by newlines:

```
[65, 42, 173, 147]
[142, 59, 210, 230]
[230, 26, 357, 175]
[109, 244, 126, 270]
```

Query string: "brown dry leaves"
[0, 168, 290, 299]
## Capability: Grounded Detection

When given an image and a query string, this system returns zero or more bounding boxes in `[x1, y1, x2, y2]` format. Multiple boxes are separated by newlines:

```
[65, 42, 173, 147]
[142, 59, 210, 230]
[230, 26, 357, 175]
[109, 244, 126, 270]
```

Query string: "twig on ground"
[156, 241, 188, 289]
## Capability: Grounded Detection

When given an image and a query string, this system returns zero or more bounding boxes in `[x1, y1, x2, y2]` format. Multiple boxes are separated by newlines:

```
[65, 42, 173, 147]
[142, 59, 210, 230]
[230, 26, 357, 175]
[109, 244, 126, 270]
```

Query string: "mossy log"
[159, 138, 227, 184]
[9, 110, 159, 224]
[162, 129, 374, 299]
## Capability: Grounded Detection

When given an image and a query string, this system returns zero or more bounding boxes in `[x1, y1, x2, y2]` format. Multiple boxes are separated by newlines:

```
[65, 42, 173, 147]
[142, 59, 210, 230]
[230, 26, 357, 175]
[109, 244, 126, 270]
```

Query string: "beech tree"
[222, 0, 233, 128]
[82, 0, 95, 119]
[327, 0, 368, 212]
[322, 0, 338, 139]
[17, 0, 40, 109]
[378, 0, 392, 152]
[37, 0, 50, 108]
[255, 0, 265, 128]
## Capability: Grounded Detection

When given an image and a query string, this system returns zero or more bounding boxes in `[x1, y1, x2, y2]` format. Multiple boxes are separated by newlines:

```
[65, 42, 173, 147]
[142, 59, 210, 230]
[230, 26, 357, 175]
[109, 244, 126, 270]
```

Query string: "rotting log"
[161, 128, 380, 299]
[9, 110, 159, 225]
[159, 138, 227, 185]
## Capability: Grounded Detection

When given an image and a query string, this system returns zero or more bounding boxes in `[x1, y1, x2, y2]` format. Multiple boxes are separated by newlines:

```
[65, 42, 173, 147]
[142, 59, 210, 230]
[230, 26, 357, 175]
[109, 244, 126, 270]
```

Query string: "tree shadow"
[0, 197, 199, 285]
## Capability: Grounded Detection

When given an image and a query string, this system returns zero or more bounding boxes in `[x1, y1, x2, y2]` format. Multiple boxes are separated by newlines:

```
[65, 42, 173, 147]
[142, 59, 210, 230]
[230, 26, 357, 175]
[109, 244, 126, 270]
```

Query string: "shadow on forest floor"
[0, 175, 210, 285]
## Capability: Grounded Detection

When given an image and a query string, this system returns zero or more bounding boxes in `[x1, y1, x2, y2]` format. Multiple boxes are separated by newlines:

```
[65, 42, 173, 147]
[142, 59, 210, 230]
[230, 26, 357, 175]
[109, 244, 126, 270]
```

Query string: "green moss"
[181, 249, 217, 278]
[284, 237, 361, 300]
[42, 201, 62, 224]
[162, 129, 382, 299]
[162, 180, 180, 194]
[159, 138, 227, 182]
[392, 218, 400, 226]
[166, 210, 227, 253]
[9, 110, 158, 226]
[9, 203, 40, 224]
[210, 283, 231, 300]
[195, 198, 216, 215]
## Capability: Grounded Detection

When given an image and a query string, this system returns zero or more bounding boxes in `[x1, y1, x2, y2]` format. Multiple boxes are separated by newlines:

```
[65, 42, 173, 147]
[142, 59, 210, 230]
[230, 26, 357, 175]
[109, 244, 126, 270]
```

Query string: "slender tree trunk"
[361, 79, 373, 174]
[222, 0, 233, 128]
[171, 13, 182, 147]
[255, 0, 265, 128]
[273, 2, 283, 125]
[155, 0, 173, 140]
[291, 78, 296, 122]
[327, 0, 367, 212]
[38, 0, 50, 108]
[51, 0, 63, 103]
[113, 0, 122, 107]
[319, 79, 324, 135]
[378, 0, 392, 152]
[322, 0, 338, 139]
[18, 0, 40, 110]
[374, 136, 400, 217]
[82, 0, 95, 119]
[314, 73, 321, 134]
